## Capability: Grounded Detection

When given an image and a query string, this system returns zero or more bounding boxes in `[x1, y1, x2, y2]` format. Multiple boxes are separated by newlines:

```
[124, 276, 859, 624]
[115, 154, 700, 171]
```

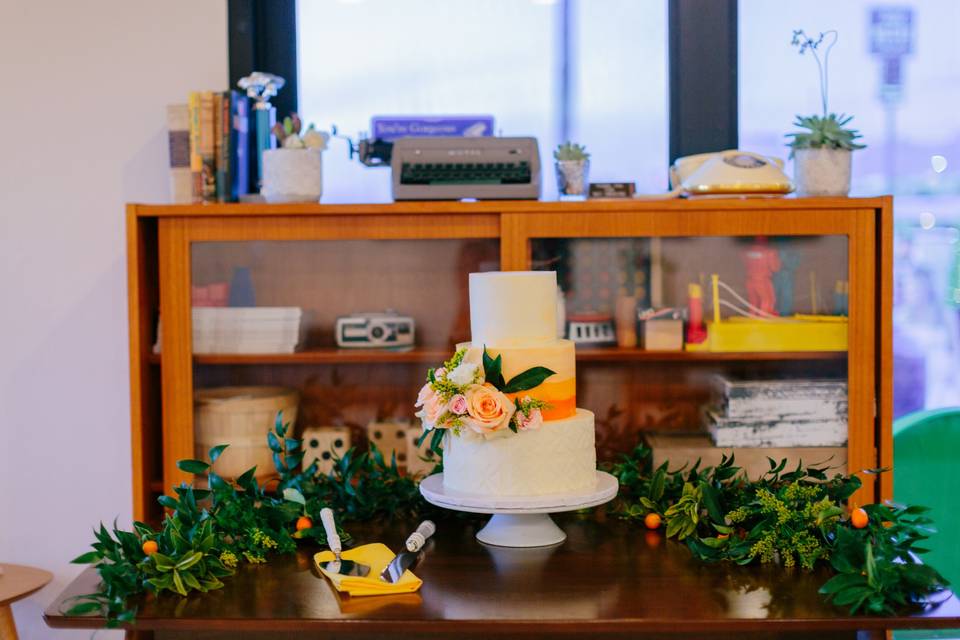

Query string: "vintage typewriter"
[391, 137, 541, 200]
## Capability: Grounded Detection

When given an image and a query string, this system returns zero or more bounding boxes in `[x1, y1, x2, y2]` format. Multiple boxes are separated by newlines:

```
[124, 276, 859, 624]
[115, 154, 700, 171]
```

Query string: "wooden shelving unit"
[149, 347, 846, 366]
[127, 197, 892, 523]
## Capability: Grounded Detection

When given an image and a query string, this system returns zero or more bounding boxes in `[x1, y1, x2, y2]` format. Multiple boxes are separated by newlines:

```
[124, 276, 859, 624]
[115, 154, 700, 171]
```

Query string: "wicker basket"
[194, 386, 300, 480]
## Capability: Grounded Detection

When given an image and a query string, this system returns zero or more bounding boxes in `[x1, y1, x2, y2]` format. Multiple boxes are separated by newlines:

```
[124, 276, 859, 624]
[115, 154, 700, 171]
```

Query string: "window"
[297, 0, 667, 201]
[740, 0, 960, 415]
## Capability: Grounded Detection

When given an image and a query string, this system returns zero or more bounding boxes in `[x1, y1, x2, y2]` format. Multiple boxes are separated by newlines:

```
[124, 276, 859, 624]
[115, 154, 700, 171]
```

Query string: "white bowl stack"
[192, 307, 303, 354]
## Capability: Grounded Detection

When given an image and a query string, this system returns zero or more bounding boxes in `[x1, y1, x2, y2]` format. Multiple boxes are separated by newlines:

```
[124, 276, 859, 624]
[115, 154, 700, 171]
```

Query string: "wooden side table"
[1, 564, 53, 640]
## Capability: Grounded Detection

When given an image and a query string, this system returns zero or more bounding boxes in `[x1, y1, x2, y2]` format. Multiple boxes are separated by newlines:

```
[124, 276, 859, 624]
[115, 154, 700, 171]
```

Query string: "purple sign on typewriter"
[371, 116, 495, 141]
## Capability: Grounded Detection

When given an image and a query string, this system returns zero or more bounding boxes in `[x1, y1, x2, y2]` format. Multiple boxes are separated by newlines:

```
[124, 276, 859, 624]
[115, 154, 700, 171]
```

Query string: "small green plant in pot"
[787, 30, 865, 196]
[554, 141, 590, 198]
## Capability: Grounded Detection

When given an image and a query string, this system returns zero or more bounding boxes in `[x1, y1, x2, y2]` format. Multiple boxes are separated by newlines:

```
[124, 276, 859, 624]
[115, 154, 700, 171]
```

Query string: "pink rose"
[449, 393, 468, 415]
[415, 384, 448, 429]
[462, 383, 515, 436]
[434, 367, 447, 380]
[516, 407, 544, 432]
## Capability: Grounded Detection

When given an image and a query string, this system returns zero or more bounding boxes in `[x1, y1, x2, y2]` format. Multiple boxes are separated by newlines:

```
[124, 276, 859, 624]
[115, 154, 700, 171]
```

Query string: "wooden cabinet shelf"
[148, 347, 846, 365]
[575, 347, 845, 362]
[127, 198, 892, 523]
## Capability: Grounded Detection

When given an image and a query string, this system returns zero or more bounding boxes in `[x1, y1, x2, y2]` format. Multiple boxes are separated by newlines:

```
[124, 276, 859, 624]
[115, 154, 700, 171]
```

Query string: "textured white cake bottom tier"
[442, 409, 597, 497]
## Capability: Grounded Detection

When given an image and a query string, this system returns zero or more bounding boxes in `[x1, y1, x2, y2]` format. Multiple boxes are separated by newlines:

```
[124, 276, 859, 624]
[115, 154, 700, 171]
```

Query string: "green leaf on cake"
[482, 348, 506, 389]
[429, 428, 445, 455]
[501, 367, 555, 393]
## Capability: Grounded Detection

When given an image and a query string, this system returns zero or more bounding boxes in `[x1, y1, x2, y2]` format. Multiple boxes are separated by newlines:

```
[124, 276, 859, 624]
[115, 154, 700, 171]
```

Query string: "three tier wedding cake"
[414, 271, 597, 497]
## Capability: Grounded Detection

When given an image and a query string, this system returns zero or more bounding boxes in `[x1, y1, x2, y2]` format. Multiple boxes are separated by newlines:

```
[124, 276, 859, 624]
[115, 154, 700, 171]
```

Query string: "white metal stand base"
[419, 471, 618, 548]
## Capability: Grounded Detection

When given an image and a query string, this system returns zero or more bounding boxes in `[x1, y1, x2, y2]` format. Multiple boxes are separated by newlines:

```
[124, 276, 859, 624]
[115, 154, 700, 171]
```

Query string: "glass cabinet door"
[185, 238, 498, 482]
[530, 234, 852, 481]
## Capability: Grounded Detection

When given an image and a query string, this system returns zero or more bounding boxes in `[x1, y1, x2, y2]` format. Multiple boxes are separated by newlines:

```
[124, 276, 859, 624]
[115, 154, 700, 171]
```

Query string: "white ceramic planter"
[555, 160, 590, 197]
[793, 148, 851, 197]
[261, 148, 323, 203]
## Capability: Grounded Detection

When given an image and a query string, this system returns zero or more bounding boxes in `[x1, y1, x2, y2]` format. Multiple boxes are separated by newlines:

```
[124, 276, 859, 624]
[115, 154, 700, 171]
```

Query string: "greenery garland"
[67, 415, 430, 626]
[68, 419, 948, 627]
[605, 442, 949, 615]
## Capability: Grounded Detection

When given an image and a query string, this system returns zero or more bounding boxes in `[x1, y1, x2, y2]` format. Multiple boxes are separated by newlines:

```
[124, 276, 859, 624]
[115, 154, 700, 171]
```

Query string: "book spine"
[232, 91, 249, 199]
[188, 92, 203, 203]
[215, 93, 230, 202]
[219, 91, 233, 202]
[198, 91, 217, 202]
[166, 104, 191, 204]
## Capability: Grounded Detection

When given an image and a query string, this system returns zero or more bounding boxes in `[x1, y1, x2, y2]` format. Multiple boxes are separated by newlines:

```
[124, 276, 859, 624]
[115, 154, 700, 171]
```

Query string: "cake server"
[380, 520, 436, 583]
[320, 507, 370, 577]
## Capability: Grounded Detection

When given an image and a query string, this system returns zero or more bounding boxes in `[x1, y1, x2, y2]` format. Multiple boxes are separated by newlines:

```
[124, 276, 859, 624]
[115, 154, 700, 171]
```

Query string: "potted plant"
[786, 30, 865, 196]
[554, 141, 590, 198]
[261, 113, 330, 203]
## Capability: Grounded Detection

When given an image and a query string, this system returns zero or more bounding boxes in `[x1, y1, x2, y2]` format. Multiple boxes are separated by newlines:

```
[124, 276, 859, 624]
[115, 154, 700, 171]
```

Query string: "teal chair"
[893, 408, 960, 640]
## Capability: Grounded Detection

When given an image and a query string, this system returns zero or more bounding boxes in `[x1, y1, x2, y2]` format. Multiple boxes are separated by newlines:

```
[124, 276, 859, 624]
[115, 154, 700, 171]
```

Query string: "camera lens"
[370, 325, 385, 339]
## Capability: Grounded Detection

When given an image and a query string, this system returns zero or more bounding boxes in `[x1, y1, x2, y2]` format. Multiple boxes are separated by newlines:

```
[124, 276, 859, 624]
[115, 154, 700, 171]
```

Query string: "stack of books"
[192, 307, 303, 354]
[166, 90, 248, 204]
[706, 376, 848, 447]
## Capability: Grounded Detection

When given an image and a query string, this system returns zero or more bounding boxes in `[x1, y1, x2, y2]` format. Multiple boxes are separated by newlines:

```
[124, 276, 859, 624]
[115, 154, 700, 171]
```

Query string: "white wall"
[0, 2, 228, 637]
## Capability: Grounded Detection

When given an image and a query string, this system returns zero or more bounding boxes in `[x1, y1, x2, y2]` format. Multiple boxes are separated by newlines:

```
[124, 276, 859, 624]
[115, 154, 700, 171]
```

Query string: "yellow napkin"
[314, 543, 422, 596]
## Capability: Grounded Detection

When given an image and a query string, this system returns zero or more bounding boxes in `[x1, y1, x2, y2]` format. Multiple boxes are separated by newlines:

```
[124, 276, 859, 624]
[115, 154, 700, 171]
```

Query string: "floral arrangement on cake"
[415, 347, 555, 452]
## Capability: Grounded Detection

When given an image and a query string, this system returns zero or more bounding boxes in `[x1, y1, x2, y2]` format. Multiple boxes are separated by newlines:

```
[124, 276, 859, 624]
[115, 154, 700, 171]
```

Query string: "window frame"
[227, 0, 738, 173]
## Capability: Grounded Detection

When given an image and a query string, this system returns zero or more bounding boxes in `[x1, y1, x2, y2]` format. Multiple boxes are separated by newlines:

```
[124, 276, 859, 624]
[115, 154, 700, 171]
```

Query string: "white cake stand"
[419, 471, 618, 548]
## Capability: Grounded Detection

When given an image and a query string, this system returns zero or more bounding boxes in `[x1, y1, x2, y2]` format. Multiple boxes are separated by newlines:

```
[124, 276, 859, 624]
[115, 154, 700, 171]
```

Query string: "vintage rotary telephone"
[630, 150, 794, 199]
[667, 150, 795, 197]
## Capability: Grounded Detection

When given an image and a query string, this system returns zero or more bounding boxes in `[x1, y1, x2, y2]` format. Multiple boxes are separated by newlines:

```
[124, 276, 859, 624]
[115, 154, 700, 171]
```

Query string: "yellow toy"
[684, 274, 847, 352]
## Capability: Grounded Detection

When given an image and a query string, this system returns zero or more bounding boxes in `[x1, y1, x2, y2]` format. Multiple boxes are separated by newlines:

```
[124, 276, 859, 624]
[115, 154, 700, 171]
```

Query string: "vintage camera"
[335, 311, 415, 348]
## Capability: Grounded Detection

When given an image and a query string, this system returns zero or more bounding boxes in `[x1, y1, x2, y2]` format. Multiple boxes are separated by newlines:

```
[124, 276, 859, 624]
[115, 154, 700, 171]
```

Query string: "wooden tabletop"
[1, 563, 52, 606]
[43, 514, 960, 637]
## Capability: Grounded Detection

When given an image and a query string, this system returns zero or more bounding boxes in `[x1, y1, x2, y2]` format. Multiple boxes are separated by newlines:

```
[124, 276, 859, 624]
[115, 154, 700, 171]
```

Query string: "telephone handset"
[669, 150, 794, 196]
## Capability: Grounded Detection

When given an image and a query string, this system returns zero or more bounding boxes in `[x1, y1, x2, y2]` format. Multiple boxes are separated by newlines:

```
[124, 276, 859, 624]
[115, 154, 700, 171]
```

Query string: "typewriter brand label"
[372, 116, 495, 141]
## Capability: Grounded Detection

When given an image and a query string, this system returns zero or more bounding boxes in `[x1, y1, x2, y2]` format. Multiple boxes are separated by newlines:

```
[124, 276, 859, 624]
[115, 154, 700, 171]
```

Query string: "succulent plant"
[271, 113, 329, 150]
[554, 141, 590, 162]
[787, 29, 865, 154]
[786, 113, 865, 154]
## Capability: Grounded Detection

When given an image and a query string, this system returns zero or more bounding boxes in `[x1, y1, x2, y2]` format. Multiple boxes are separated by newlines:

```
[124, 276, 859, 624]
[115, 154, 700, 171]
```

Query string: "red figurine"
[686, 283, 707, 344]
[742, 237, 781, 316]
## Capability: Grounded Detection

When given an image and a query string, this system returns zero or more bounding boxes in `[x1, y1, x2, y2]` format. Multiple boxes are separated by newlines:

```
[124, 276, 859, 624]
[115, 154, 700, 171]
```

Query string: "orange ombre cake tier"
[458, 341, 576, 420]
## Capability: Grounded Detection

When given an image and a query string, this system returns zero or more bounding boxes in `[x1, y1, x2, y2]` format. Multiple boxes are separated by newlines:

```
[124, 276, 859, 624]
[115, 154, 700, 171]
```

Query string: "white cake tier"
[442, 409, 597, 497]
[469, 271, 557, 346]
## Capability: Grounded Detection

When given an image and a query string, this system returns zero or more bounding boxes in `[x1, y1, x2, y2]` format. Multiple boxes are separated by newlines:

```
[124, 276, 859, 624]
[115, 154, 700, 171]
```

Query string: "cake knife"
[319, 507, 371, 577]
[380, 520, 436, 583]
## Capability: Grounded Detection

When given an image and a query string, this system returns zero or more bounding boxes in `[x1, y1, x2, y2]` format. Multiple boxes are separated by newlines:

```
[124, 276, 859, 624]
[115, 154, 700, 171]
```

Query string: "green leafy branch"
[604, 443, 947, 615]
[66, 412, 430, 627]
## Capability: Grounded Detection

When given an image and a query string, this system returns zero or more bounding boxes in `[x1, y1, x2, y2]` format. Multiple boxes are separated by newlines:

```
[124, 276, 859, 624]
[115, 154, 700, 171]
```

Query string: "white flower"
[448, 362, 480, 386]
